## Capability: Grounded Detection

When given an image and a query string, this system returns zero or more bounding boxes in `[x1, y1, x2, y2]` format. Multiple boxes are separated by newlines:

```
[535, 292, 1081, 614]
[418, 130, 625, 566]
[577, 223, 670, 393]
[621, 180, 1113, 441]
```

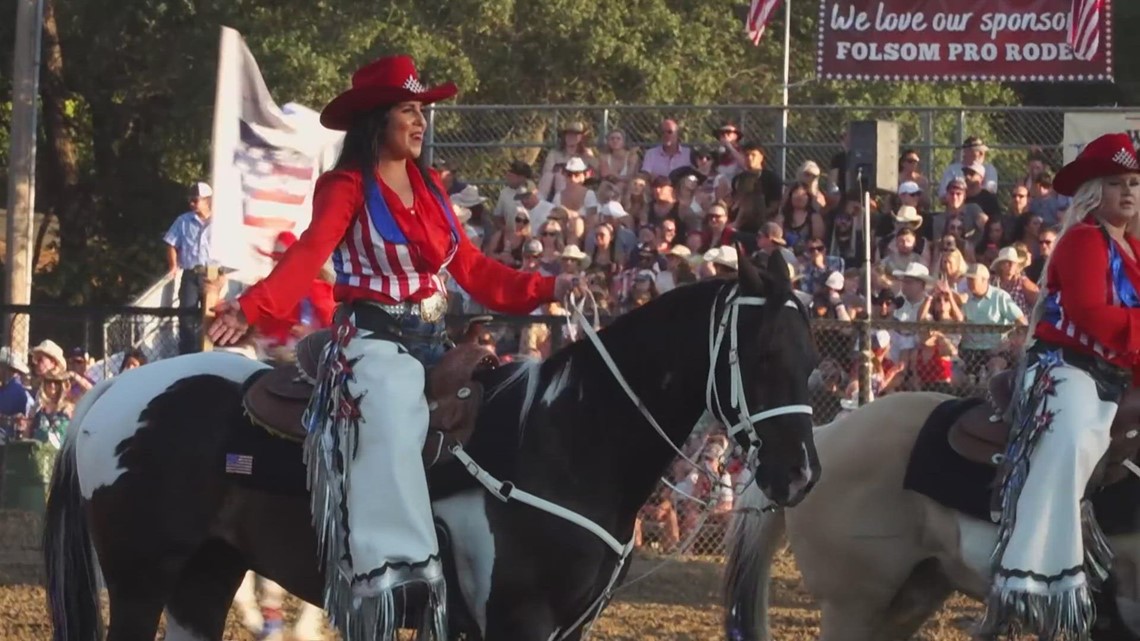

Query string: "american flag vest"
[331, 172, 460, 302]
[1042, 225, 1140, 361]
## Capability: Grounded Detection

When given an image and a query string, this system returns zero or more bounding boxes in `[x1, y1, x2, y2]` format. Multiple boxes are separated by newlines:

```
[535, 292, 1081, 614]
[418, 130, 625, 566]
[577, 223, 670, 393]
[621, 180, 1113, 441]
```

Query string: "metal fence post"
[424, 106, 436, 168]
[956, 110, 967, 148]
[921, 111, 935, 182]
[601, 108, 610, 141]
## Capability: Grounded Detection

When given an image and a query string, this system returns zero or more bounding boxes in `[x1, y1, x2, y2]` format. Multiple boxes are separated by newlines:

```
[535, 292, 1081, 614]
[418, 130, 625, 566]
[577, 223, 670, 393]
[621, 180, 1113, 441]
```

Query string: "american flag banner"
[746, 0, 783, 45]
[209, 27, 344, 281]
[1068, 0, 1104, 61]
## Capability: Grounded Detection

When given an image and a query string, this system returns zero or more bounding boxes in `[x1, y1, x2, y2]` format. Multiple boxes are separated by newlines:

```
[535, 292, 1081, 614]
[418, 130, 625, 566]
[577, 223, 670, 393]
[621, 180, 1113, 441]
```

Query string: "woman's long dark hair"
[333, 105, 439, 194]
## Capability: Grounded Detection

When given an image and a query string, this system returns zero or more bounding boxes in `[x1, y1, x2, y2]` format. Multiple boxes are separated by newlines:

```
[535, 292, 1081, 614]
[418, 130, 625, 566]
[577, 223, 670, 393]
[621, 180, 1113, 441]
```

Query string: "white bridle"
[705, 283, 814, 456]
[567, 282, 813, 477]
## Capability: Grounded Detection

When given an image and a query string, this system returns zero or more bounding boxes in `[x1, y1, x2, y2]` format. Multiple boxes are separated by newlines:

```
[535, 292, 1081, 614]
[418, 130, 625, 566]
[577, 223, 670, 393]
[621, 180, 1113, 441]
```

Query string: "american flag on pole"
[1068, 0, 1104, 61]
[746, 0, 783, 45]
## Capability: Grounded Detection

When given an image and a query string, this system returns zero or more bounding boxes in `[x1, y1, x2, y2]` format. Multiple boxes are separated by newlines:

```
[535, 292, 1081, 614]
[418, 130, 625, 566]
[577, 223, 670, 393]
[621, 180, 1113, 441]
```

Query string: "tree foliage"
[0, 0, 1134, 304]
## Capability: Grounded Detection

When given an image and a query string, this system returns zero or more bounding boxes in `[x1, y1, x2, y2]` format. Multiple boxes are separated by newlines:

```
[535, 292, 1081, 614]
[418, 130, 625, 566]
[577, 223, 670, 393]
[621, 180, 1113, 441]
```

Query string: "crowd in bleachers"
[435, 120, 1060, 551]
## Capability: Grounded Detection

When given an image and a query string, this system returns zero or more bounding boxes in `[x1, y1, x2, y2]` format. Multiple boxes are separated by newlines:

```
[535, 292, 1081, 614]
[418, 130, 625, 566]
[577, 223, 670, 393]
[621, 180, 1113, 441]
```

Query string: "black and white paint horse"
[44, 250, 820, 641]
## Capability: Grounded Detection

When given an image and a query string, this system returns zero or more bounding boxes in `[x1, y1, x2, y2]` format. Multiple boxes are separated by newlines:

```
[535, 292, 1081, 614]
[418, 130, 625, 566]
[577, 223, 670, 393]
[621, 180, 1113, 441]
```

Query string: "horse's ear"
[766, 248, 792, 297]
[737, 243, 766, 296]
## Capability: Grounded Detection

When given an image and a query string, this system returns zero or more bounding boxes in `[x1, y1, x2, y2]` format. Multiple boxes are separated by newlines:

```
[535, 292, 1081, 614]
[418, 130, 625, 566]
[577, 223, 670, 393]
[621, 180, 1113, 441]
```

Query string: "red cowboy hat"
[256, 231, 297, 261]
[1054, 133, 1140, 196]
[319, 55, 457, 131]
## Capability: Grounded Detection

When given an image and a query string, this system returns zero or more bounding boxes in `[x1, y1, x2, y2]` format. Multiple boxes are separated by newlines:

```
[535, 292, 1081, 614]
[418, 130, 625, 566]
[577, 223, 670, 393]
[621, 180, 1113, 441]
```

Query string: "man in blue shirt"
[164, 182, 214, 354]
[0, 347, 33, 443]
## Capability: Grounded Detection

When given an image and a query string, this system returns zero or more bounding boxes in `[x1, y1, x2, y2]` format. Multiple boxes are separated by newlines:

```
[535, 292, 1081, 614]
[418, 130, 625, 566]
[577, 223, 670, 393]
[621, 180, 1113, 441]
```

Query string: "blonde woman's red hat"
[319, 55, 457, 131]
[1054, 133, 1140, 197]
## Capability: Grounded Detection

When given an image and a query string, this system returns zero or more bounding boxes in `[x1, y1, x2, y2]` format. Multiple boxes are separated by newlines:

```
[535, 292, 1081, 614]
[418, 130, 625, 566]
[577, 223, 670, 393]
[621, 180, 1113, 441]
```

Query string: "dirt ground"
[0, 550, 984, 641]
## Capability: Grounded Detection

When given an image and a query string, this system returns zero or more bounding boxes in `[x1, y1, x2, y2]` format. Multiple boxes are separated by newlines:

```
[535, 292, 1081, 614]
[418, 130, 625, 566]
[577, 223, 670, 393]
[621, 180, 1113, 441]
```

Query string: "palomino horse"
[723, 389, 1140, 641]
[44, 250, 821, 641]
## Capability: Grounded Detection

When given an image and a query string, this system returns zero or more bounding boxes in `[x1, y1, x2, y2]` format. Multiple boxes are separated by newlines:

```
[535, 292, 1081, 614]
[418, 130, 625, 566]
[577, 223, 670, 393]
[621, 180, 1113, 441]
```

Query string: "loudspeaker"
[846, 120, 899, 194]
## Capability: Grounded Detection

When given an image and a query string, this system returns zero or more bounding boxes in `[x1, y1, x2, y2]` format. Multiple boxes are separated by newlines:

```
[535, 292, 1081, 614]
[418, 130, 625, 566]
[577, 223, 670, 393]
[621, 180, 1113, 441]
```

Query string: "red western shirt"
[1032, 220, 1140, 380]
[239, 163, 556, 325]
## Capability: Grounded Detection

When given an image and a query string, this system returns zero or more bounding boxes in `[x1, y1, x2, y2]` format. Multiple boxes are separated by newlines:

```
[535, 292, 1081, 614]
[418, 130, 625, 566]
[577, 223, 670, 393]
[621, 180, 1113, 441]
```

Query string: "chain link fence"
[427, 104, 1108, 199]
[0, 307, 1014, 560]
[1, 305, 185, 382]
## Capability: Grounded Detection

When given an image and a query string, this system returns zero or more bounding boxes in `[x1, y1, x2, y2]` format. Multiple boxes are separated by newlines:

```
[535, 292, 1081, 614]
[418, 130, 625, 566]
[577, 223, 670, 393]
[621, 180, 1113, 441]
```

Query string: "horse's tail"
[723, 482, 787, 641]
[43, 378, 113, 641]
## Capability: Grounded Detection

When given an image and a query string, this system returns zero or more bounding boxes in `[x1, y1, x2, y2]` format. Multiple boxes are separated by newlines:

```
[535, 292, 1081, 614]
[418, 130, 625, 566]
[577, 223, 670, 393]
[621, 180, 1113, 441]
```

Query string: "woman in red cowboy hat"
[251, 230, 336, 354]
[981, 133, 1140, 641]
[207, 55, 579, 640]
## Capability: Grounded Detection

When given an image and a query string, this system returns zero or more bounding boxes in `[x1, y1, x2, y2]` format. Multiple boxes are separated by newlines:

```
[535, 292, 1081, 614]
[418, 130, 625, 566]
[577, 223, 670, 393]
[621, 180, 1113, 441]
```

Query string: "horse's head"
[707, 248, 820, 507]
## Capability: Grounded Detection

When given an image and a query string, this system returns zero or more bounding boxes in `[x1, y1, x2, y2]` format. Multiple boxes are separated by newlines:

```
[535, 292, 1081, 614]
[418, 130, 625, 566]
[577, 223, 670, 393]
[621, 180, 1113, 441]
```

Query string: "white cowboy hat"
[451, 184, 486, 209]
[564, 157, 589, 174]
[891, 262, 935, 284]
[990, 246, 1026, 271]
[898, 181, 922, 195]
[825, 271, 845, 291]
[964, 263, 991, 281]
[0, 347, 29, 374]
[599, 201, 628, 218]
[667, 245, 692, 258]
[31, 339, 66, 370]
[560, 244, 591, 268]
[893, 205, 923, 227]
[703, 246, 739, 271]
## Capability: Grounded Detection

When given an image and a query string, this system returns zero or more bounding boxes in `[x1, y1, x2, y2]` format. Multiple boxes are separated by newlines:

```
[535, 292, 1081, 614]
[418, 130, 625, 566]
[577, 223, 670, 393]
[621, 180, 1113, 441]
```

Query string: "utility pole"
[5, 0, 44, 357]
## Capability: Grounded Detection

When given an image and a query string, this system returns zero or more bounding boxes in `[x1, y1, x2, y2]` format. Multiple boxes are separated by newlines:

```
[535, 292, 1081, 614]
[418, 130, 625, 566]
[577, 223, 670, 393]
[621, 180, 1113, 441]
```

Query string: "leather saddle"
[242, 329, 501, 469]
[948, 369, 1140, 486]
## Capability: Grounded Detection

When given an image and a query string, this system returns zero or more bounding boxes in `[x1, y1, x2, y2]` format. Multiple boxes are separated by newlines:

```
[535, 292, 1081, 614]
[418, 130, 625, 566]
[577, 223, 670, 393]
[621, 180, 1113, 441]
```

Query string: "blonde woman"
[537, 219, 566, 274]
[598, 129, 640, 191]
[486, 205, 534, 267]
[981, 134, 1140, 641]
[538, 121, 597, 199]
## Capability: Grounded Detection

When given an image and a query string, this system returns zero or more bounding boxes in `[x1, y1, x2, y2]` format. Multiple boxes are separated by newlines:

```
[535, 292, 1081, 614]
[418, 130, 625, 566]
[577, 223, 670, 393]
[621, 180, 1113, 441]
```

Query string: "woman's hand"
[208, 299, 251, 346]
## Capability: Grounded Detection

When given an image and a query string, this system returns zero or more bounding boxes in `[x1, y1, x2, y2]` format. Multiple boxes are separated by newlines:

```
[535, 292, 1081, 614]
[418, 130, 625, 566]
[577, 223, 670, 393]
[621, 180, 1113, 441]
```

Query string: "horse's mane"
[484, 277, 740, 430]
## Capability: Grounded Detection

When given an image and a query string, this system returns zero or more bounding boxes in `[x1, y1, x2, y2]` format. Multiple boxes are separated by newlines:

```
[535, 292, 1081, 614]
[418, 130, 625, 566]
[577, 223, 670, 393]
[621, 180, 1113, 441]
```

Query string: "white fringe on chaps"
[983, 354, 1117, 641]
[303, 322, 446, 641]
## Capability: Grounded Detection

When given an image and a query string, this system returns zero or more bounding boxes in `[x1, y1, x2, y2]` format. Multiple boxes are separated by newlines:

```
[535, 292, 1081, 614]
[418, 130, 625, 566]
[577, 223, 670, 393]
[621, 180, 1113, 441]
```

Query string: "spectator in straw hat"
[702, 245, 739, 277]
[658, 245, 695, 293]
[990, 245, 1039, 315]
[31, 340, 67, 380]
[559, 245, 591, 276]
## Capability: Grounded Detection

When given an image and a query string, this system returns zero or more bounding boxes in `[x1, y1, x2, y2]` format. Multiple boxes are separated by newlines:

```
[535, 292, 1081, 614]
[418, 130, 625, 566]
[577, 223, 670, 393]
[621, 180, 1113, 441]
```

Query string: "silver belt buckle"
[418, 292, 446, 323]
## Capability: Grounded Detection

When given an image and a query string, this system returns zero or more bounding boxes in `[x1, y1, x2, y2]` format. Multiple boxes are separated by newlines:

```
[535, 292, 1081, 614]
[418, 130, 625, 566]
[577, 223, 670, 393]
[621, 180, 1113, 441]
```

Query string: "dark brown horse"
[45, 251, 821, 641]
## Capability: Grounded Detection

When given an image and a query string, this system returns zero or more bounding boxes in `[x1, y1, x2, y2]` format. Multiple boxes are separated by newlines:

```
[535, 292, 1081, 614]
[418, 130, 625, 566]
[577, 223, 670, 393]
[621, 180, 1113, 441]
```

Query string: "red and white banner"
[816, 0, 1113, 82]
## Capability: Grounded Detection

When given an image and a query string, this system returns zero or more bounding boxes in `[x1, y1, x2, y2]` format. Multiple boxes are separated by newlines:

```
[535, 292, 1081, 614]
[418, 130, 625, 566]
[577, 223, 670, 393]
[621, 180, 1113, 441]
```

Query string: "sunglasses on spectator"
[515, 217, 528, 224]
[904, 157, 919, 163]
[806, 245, 825, 252]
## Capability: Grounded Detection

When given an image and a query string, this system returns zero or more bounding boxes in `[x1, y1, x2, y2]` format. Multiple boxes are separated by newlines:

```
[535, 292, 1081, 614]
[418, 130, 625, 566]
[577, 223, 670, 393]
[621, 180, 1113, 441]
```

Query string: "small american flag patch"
[226, 453, 254, 475]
